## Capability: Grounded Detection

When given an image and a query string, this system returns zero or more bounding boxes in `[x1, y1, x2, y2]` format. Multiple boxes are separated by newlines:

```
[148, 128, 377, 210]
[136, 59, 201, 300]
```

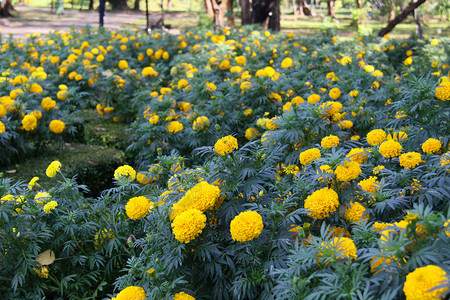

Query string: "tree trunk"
[378, 0, 427, 37]
[167, 0, 172, 11]
[241, 0, 251, 25]
[293, 0, 298, 19]
[413, 9, 423, 38]
[226, 0, 235, 26]
[327, 0, 335, 18]
[0, 0, 14, 17]
[204, 0, 214, 18]
[356, 0, 362, 9]
[89, 0, 94, 10]
[251, 0, 280, 31]
[133, 0, 140, 11]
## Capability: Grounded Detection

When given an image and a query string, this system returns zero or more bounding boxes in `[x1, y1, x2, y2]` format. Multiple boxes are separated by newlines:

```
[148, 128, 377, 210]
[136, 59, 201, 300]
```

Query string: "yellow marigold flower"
[341, 56, 352, 65]
[266, 117, 279, 130]
[173, 291, 196, 300]
[256, 117, 269, 128]
[118, 60, 129, 69]
[240, 81, 252, 92]
[320, 101, 343, 116]
[321, 134, 339, 149]
[34, 191, 51, 204]
[399, 152, 423, 169]
[349, 90, 359, 97]
[205, 82, 217, 92]
[22, 114, 38, 131]
[172, 209, 206, 243]
[193, 116, 209, 131]
[170, 181, 221, 220]
[215, 135, 238, 156]
[281, 57, 293, 68]
[372, 165, 385, 174]
[230, 210, 264, 242]
[372, 70, 383, 77]
[125, 196, 153, 220]
[344, 202, 368, 223]
[114, 165, 136, 181]
[245, 127, 259, 141]
[404, 57, 413, 66]
[34, 266, 49, 278]
[41, 97, 56, 110]
[422, 138, 441, 154]
[435, 81, 450, 101]
[177, 79, 189, 89]
[317, 165, 334, 183]
[328, 87, 341, 100]
[444, 219, 450, 237]
[339, 120, 353, 130]
[167, 121, 184, 133]
[318, 237, 357, 262]
[219, 60, 230, 70]
[43, 200, 58, 214]
[28, 176, 39, 189]
[307, 94, 320, 105]
[46, 161, 62, 178]
[367, 129, 386, 146]
[114, 286, 146, 300]
[358, 176, 380, 193]
[244, 108, 253, 117]
[441, 152, 450, 168]
[142, 66, 158, 77]
[49, 120, 65, 134]
[299, 148, 321, 165]
[304, 187, 339, 219]
[0, 121, 5, 133]
[0, 104, 6, 118]
[335, 161, 361, 182]
[364, 65, 375, 72]
[379, 139, 402, 158]
[235, 55, 246, 65]
[148, 115, 159, 125]
[346, 148, 368, 164]
[403, 265, 448, 300]
[29, 83, 43, 94]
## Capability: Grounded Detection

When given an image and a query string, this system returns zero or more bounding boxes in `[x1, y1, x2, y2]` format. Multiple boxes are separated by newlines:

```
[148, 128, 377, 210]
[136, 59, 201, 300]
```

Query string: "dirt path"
[0, 5, 182, 38]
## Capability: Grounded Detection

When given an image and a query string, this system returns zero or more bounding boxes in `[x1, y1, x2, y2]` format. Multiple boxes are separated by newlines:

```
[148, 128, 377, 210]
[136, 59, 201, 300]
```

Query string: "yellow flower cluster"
[422, 138, 441, 154]
[35, 192, 51, 204]
[299, 148, 321, 165]
[41, 97, 56, 110]
[46, 161, 62, 178]
[335, 161, 361, 182]
[366, 129, 386, 146]
[214, 135, 238, 156]
[321, 134, 339, 149]
[22, 114, 38, 131]
[358, 176, 380, 194]
[344, 201, 368, 223]
[112, 286, 146, 300]
[49, 120, 65, 134]
[114, 165, 136, 181]
[230, 210, 264, 242]
[281, 57, 293, 68]
[245, 127, 259, 141]
[125, 196, 153, 220]
[435, 81, 450, 101]
[142, 66, 158, 77]
[171, 209, 207, 243]
[43, 200, 58, 213]
[399, 152, 423, 169]
[304, 187, 339, 219]
[167, 121, 184, 133]
[318, 237, 357, 262]
[193, 116, 209, 131]
[346, 148, 368, 164]
[403, 265, 448, 300]
[173, 291, 196, 300]
[379, 139, 402, 158]
[320, 101, 343, 116]
[328, 87, 341, 100]
[170, 181, 221, 220]
[28, 176, 39, 189]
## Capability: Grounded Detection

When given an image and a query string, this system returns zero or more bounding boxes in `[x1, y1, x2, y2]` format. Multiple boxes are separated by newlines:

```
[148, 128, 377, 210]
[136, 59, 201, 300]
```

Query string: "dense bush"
[1, 26, 450, 299]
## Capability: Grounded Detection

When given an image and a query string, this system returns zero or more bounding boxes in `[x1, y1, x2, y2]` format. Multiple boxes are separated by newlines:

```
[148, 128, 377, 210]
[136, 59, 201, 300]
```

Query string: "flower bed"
[0, 27, 449, 299]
